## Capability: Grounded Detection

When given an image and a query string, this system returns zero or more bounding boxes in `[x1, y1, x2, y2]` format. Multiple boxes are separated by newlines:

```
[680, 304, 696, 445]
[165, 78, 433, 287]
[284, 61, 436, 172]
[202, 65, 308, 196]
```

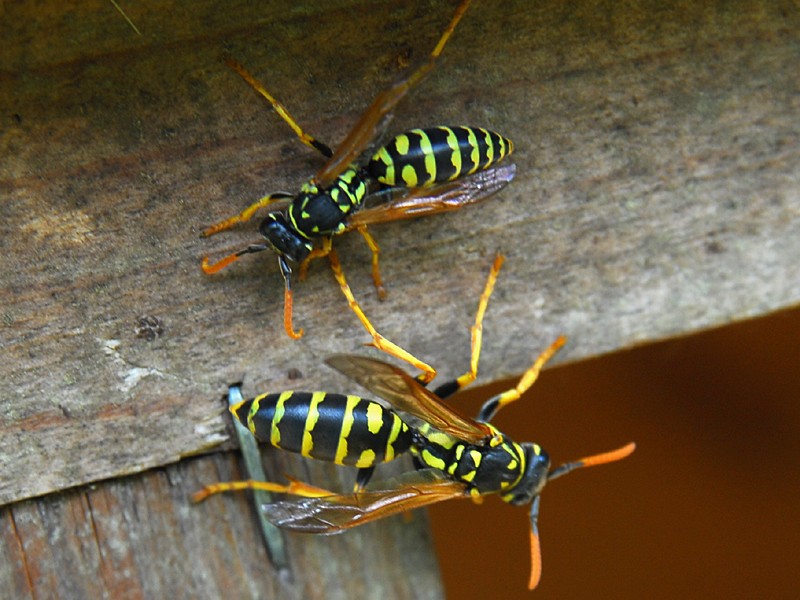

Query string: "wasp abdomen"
[233, 391, 413, 468]
[367, 126, 513, 188]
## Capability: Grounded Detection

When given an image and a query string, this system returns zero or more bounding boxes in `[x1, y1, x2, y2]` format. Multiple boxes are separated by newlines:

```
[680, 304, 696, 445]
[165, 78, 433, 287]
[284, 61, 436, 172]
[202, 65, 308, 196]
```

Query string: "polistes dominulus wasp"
[194, 255, 635, 590]
[201, 0, 515, 383]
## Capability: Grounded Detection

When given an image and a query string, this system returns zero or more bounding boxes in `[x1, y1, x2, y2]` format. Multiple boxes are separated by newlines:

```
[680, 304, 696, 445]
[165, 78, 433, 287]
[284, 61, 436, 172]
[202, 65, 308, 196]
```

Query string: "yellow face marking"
[356, 449, 376, 468]
[421, 449, 446, 471]
[334, 395, 361, 464]
[301, 392, 326, 458]
[366, 401, 384, 435]
[508, 443, 527, 490]
[270, 391, 293, 447]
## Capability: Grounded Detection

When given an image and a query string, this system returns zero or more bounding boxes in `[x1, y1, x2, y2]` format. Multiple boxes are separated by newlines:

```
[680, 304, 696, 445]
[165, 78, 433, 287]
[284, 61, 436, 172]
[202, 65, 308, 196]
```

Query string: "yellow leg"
[479, 336, 567, 422]
[454, 253, 505, 390]
[202, 192, 293, 237]
[313, 0, 473, 185]
[192, 477, 335, 503]
[298, 237, 333, 281]
[356, 225, 386, 300]
[327, 248, 436, 383]
[225, 57, 333, 158]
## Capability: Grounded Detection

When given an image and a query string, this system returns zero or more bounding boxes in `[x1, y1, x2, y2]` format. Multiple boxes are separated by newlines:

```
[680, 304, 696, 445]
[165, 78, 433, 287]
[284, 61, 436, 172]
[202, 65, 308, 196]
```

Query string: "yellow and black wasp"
[201, 0, 515, 381]
[194, 256, 635, 589]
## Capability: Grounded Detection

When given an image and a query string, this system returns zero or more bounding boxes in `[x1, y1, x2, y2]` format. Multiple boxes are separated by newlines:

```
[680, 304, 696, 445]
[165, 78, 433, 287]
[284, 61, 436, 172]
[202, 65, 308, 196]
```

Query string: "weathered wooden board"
[0, 451, 443, 599]
[1, 0, 798, 507]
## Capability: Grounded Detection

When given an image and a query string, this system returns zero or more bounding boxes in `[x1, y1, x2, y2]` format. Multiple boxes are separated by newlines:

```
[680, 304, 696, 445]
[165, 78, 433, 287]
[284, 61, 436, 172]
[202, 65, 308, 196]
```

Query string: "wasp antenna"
[548, 442, 636, 481]
[201, 252, 241, 274]
[527, 495, 543, 590]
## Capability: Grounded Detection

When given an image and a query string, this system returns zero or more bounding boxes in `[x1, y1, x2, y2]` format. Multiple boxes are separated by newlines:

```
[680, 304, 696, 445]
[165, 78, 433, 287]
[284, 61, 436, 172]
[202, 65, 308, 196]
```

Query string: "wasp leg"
[192, 477, 336, 503]
[300, 228, 386, 300]
[279, 257, 304, 339]
[477, 335, 568, 423]
[225, 57, 334, 159]
[297, 237, 333, 282]
[201, 192, 294, 237]
[353, 466, 376, 493]
[356, 225, 387, 300]
[431, 253, 504, 399]
[313, 0, 473, 186]
[327, 248, 436, 383]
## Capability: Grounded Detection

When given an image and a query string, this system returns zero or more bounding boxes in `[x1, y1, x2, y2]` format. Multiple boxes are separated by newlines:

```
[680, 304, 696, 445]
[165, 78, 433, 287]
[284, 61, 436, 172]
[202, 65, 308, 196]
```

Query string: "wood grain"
[0, 452, 443, 599]
[1, 2, 798, 595]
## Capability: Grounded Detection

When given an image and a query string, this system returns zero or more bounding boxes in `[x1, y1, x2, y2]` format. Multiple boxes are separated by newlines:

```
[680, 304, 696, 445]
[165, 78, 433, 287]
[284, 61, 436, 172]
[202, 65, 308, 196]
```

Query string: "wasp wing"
[312, 0, 472, 187]
[325, 354, 493, 444]
[264, 469, 468, 534]
[343, 163, 516, 228]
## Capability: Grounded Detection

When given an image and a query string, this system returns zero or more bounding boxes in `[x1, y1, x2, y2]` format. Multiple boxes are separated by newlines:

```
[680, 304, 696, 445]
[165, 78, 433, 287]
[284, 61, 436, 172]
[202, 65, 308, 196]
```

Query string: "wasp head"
[503, 443, 551, 506]
[259, 213, 312, 264]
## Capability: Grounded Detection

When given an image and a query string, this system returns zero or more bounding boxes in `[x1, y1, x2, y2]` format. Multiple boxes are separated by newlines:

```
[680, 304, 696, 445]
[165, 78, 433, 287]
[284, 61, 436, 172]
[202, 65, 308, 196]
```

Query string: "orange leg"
[327, 248, 436, 383]
[356, 225, 387, 300]
[298, 237, 333, 282]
